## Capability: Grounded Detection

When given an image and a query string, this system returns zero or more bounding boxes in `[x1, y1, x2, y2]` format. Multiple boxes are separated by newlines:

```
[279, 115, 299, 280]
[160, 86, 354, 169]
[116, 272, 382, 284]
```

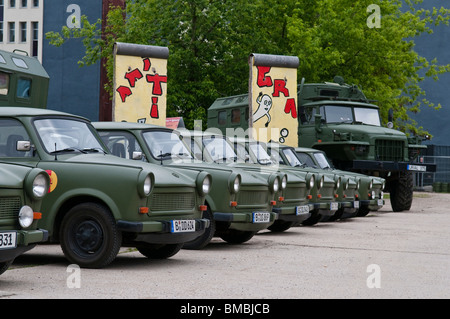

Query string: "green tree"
[46, 0, 450, 136]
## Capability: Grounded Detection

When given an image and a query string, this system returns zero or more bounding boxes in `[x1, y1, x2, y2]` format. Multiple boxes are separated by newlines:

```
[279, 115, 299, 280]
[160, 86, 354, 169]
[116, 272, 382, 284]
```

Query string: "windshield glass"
[202, 136, 237, 163]
[97, 130, 143, 160]
[354, 107, 381, 126]
[313, 152, 332, 169]
[282, 148, 302, 167]
[142, 130, 192, 160]
[249, 142, 273, 165]
[34, 118, 103, 153]
[321, 105, 380, 126]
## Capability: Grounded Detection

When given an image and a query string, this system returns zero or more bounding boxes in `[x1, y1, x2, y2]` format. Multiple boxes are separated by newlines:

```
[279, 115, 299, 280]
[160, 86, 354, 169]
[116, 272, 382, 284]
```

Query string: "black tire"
[390, 172, 413, 212]
[183, 206, 216, 250]
[59, 202, 122, 269]
[302, 209, 321, 226]
[0, 260, 13, 275]
[356, 206, 370, 217]
[136, 243, 183, 259]
[268, 220, 295, 232]
[220, 229, 256, 244]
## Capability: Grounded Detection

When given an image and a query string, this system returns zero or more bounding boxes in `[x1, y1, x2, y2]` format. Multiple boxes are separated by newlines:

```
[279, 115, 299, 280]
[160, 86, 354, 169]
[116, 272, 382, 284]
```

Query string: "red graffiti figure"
[124, 69, 143, 87]
[256, 66, 273, 87]
[146, 73, 167, 96]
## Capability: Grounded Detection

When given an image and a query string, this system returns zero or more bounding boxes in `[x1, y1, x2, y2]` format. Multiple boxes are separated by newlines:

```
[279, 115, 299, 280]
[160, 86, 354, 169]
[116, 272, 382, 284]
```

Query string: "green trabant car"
[231, 138, 341, 225]
[93, 122, 279, 247]
[0, 107, 210, 268]
[0, 164, 50, 275]
[294, 147, 385, 216]
[177, 130, 316, 229]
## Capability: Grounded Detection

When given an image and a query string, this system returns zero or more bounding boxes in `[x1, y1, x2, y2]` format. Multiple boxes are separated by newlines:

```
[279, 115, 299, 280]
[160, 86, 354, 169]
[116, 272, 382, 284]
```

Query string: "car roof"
[0, 106, 88, 121]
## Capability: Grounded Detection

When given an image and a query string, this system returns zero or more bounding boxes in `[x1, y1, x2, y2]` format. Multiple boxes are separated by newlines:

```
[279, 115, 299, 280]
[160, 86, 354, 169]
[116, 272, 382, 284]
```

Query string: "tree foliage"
[46, 0, 450, 136]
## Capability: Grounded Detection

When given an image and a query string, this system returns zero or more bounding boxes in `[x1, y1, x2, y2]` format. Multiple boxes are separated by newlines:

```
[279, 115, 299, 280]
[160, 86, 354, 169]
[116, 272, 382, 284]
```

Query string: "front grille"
[237, 190, 268, 206]
[0, 197, 21, 219]
[375, 139, 404, 161]
[150, 192, 195, 212]
[319, 185, 334, 199]
[284, 186, 306, 201]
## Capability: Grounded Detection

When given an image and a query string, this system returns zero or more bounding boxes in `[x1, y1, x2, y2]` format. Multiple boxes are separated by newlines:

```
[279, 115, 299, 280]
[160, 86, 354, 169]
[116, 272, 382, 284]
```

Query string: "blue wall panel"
[43, 0, 102, 121]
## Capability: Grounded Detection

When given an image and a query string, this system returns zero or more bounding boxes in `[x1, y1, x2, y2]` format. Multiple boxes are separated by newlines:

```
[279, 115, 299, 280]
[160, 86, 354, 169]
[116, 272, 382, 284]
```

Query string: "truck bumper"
[360, 199, 384, 211]
[352, 160, 436, 173]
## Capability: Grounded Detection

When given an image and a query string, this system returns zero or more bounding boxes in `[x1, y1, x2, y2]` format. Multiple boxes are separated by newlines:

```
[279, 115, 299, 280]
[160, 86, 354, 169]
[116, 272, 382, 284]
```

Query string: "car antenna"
[54, 143, 58, 161]
[159, 150, 163, 165]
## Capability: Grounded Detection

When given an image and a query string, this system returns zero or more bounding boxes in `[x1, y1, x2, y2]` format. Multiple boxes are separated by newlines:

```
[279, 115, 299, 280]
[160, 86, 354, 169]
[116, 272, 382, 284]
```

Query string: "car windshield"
[282, 148, 303, 167]
[313, 152, 333, 169]
[202, 136, 237, 163]
[142, 130, 193, 161]
[34, 118, 104, 154]
[249, 142, 273, 165]
[322, 105, 381, 126]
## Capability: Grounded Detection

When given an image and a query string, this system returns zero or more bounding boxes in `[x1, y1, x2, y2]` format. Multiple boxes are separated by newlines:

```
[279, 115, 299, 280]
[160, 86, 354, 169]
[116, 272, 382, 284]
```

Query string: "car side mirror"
[132, 151, 143, 160]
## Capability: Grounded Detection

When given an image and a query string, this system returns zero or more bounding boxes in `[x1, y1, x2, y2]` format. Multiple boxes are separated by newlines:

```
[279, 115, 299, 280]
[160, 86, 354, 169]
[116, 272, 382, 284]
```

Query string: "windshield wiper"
[82, 147, 106, 154]
[50, 147, 87, 154]
[156, 152, 173, 158]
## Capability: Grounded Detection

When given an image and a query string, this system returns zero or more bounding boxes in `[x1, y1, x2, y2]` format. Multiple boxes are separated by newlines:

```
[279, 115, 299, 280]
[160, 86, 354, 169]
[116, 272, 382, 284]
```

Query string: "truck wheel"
[0, 260, 13, 275]
[220, 229, 256, 244]
[268, 220, 295, 232]
[136, 243, 183, 259]
[356, 206, 370, 217]
[59, 203, 122, 269]
[183, 206, 216, 250]
[390, 172, 413, 212]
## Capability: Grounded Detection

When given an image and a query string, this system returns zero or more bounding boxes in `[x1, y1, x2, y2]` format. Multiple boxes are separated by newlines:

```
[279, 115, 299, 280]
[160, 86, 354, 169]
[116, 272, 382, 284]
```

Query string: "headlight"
[272, 177, 280, 193]
[138, 172, 154, 198]
[369, 179, 373, 190]
[228, 174, 241, 194]
[343, 178, 349, 190]
[196, 171, 212, 196]
[281, 175, 287, 190]
[32, 173, 48, 198]
[356, 179, 360, 190]
[19, 205, 34, 228]
[381, 180, 385, 191]
[335, 176, 341, 190]
[202, 175, 211, 195]
[317, 175, 324, 190]
[307, 175, 315, 189]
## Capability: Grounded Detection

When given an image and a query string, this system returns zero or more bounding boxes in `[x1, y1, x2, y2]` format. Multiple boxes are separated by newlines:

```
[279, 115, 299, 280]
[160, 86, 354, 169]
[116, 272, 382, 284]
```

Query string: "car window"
[0, 118, 33, 157]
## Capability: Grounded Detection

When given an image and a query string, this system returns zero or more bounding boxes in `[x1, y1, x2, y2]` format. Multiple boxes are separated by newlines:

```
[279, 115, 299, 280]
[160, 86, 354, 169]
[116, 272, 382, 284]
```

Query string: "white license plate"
[0, 231, 17, 250]
[170, 220, 195, 233]
[252, 212, 270, 223]
[354, 201, 360, 209]
[377, 199, 384, 206]
[330, 202, 339, 210]
[407, 164, 426, 172]
[296, 205, 310, 215]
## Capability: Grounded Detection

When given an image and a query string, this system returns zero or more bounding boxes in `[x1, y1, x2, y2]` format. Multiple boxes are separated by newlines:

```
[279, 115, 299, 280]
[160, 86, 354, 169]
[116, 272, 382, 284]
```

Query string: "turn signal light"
[334, 194, 339, 198]
[199, 205, 207, 211]
[270, 200, 276, 206]
[33, 212, 42, 220]
[317, 194, 322, 198]
[355, 194, 359, 198]
[307, 195, 312, 199]
[230, 201, 237, 207]
[278, 196, 284, 202]
[139, 207, 149, 214]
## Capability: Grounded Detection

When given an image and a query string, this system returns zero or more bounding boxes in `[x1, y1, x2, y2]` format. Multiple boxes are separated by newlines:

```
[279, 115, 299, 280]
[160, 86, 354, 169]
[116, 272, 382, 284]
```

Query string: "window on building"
[0, 22, 3, 43]
[32, 0, 37, 7]
[21, 0, 26, 8]
[20, 21, 26, 42]
[9, 0, 15, 8]
[8, 21, 14, 42]
[32, 21, 38, 57]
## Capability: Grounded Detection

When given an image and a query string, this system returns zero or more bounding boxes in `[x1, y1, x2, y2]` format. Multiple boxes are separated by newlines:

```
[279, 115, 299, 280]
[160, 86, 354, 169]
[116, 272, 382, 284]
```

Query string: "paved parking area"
[1, 192, 449, 300]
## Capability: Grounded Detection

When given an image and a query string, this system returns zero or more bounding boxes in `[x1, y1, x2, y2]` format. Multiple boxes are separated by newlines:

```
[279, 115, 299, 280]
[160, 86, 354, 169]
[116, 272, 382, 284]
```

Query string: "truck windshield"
[142, 130, 193, 161]
[322, 105, 381, 126]
[34, 118, 104, 154]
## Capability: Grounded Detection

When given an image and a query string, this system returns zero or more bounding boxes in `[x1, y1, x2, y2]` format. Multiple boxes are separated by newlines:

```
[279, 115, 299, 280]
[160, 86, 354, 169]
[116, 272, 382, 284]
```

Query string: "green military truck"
[207, 77, 436, 212]
[0, 164, 50, 275]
